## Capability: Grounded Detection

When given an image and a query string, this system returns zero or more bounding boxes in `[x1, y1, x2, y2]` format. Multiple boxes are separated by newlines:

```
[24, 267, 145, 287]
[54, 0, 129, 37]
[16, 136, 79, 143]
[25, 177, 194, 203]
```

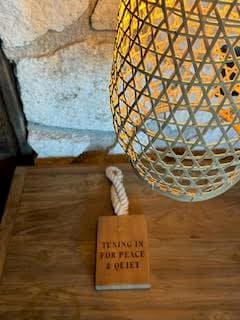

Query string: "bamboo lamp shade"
[109, 0, 240, 202]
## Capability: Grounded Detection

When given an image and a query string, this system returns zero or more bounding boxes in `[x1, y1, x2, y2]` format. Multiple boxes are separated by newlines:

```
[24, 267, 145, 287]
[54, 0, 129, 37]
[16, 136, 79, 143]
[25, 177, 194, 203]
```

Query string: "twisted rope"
[105, 166, 129, 216]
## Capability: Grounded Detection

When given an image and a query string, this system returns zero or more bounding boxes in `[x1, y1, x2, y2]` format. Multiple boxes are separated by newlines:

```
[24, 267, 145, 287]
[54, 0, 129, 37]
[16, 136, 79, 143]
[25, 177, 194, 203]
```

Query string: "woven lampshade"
[110, 0, 240, 201]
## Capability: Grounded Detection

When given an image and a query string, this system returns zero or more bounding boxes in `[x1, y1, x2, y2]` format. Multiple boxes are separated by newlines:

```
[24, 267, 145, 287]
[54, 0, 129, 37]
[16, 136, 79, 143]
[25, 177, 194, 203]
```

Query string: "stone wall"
[0, 0, 120, 157]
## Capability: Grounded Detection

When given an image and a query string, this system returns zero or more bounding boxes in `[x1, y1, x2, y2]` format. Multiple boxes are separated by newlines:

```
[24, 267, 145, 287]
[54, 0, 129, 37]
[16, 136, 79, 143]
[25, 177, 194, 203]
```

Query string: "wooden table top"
[0, 163, 240, 319]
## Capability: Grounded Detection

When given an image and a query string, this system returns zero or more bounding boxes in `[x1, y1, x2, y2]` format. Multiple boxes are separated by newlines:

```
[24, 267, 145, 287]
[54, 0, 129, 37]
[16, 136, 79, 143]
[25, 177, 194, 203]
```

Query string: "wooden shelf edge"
[0, 167, 27, 280]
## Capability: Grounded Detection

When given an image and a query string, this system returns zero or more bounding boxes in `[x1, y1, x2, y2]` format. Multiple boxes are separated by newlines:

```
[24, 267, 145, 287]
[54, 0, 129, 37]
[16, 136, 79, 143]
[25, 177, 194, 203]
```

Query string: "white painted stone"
[109, 143, 125, 155]
[91, 0, 119, 30]
[28, 123, 90, 157]
[28, 123, 121, 157]
[0, 0, 89, 47]
[17, 40, 114, 132]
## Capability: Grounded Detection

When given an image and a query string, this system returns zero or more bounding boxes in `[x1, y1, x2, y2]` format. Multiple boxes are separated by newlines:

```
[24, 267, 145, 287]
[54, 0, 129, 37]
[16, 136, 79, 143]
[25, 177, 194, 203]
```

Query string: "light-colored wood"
[0, 162, 240, 319]
[96, 215, 150, 290]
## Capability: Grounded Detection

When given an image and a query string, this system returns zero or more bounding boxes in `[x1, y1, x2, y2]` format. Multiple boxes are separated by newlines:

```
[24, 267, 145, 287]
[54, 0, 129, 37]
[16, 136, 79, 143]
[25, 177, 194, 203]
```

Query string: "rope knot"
[105, 166, 129, 216]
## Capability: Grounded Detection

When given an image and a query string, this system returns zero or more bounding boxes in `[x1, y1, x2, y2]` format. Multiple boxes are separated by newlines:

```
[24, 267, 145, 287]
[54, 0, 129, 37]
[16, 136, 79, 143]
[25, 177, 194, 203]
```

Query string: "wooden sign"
[95, 215, 151, 290]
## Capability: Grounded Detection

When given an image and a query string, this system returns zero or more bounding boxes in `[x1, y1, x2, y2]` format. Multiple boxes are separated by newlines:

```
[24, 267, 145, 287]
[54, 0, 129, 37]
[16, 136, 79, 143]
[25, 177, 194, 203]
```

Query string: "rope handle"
[105, 166, 129, 216]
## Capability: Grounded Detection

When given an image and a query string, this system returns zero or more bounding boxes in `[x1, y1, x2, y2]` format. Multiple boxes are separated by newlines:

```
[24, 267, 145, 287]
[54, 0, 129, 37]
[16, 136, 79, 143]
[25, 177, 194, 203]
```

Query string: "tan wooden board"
[0, 163, 240, 319]
[96, 215, 150, 290]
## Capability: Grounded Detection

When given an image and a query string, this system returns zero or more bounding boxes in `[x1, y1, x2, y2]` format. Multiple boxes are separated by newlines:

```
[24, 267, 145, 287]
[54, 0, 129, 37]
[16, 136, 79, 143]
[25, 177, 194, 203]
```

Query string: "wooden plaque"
[95, 214, 151, 290]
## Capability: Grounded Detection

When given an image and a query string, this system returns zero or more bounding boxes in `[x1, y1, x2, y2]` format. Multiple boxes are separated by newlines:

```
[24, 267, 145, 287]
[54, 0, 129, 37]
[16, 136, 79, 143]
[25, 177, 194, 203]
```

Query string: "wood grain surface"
[96, 215, 150, 290]
[0, 163, 240, 319]
[0, 167, 26, 279]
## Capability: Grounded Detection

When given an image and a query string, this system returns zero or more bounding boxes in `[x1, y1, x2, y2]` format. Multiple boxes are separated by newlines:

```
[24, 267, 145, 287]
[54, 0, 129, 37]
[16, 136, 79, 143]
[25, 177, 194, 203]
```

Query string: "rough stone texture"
[0, 0, 121, 158]
[91, 0, 119, 30]
[28, 123, 90, 157]
[28, 122, 118, 157]
[17, 40, 114, 132]
[0, 0, 89, 48]
[2, 19, 115, 63]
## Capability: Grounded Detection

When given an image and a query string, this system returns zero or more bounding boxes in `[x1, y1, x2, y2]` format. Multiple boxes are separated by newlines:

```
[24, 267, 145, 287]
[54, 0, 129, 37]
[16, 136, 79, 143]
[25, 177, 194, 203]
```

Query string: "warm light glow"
[110, 0, 240, 201]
